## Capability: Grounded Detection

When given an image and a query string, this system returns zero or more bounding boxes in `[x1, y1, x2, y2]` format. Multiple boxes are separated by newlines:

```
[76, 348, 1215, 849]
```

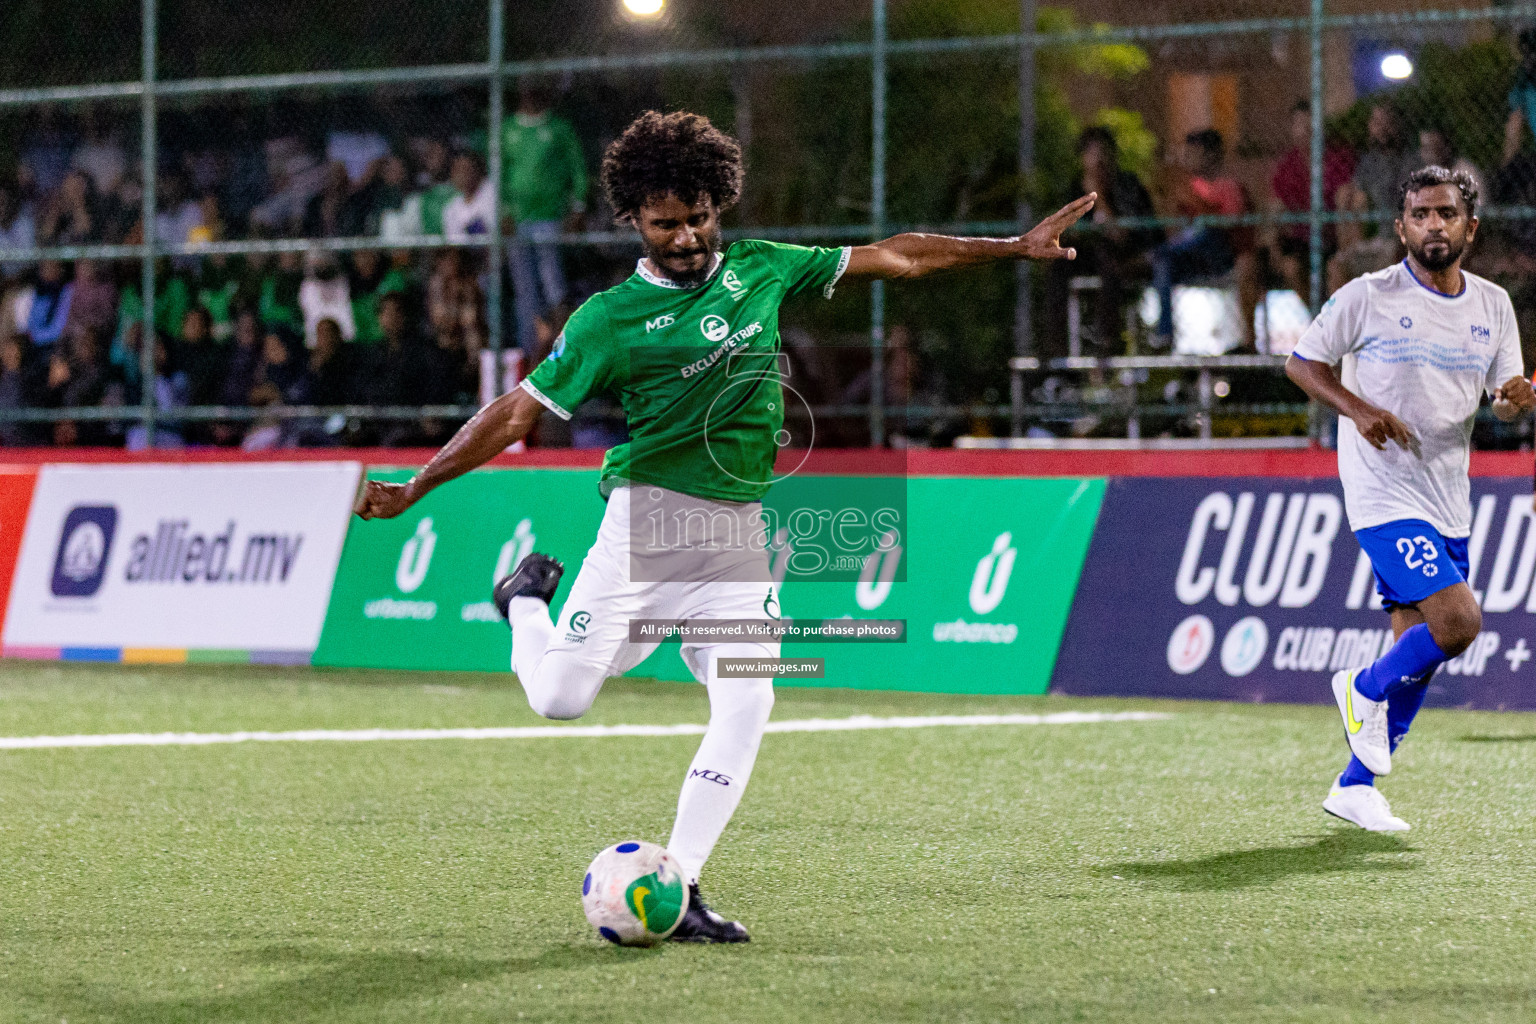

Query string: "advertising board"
[1052, 476, 1536, 710]
[2, 463, 361, 661]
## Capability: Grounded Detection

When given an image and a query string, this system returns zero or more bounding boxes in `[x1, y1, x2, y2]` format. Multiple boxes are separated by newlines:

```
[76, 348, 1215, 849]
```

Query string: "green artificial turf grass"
[0, 662, 1533, 1022]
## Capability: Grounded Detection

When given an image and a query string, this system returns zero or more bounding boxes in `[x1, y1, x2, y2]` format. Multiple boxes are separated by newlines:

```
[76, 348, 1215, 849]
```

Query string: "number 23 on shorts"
[1396, 535, 1440, 577]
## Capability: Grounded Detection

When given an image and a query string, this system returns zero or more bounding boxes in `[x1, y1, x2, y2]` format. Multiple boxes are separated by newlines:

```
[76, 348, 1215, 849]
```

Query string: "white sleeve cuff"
[520, 378, 572, 421]
[823, 246, 852, 299]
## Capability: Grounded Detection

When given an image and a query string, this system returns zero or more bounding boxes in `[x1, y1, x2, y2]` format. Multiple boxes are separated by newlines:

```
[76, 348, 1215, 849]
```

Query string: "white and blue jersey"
[1293, 260, 1525, 606]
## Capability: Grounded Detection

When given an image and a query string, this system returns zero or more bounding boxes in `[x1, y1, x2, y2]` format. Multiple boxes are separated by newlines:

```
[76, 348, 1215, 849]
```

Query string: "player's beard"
[1409, 234, 1464, 272]
[642, 235, 721, 288]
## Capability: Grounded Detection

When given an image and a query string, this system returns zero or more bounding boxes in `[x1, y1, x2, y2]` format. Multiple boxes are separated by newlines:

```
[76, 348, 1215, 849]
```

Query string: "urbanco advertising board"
[317, 470, 1103, 695]
[314, 469, 612, 672]
[2, 463, 362, 659]
[1051, 476, 1536, 710]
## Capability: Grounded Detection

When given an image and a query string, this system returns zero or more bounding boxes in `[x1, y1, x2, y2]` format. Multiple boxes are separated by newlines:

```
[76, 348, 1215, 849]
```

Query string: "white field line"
[0, 710, 1170, 752]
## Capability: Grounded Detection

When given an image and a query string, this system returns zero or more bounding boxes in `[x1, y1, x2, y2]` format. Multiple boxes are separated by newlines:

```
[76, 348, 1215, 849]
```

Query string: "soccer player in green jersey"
[357, 110, 1094, 941]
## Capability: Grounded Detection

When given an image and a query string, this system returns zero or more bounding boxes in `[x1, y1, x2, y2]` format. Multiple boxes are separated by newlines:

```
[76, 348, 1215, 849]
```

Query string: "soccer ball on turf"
[582, 841, 689, 946]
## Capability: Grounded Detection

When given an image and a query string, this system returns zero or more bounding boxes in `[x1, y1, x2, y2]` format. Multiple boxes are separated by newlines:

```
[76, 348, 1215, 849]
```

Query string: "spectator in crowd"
[0, 178, 38, 281]
[1269, 100, 1356, 296]
[411, 138, 458, 237]
[65, 259, 117, 340]
[70, 108, 127, 197]
[427, 248, 485, 357]
[244, 328, 312, 450]
[1329, 103, 1416, 293]
[103, 172, 142, 244]
[1419, 127, 1483, 199]
[371, 155, 420, 239]
[1151, 128, 1253, 348]
[1043, 126, 1158, 356]
[1505, 29, 1536, 172]
[27, 260, 74, 350]
[195, 253, 247, 341]
[302, 162, 367, 238]
[176, 306, 226, 445]
[19, 108, 74, 200]
[443, 152, 495, 241]
[361, 291, 439, 445]
[211, 306, 263, 445]
[1346, 104, 1417, 216]
[125, 331, 188, 449]
[348, 248, 411, 343]
[153, 171, 206, 251]
[257, 250, 306, 335]
[248, 143, 324, 236]
[308, 317, 355, 407]
[298, 249, 356, 346]
[501, 78, 587, 355]
[219, 307, 263, 407]
[0, 333, 40, 446]
[326, 108, 391, 184]
[42, 327, 107, 446]
[117, 257, 193, 341]
[38, 170, 104, 246]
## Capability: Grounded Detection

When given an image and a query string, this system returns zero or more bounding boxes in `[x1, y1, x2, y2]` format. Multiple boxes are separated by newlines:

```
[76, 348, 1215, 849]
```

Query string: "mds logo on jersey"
[645, 315, 675, 332]
[51, 505, 118, 597]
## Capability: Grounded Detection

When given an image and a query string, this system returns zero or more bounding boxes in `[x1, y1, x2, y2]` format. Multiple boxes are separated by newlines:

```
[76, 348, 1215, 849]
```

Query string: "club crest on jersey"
[722, 269, 746, 300]
[701, 314, 730, 342]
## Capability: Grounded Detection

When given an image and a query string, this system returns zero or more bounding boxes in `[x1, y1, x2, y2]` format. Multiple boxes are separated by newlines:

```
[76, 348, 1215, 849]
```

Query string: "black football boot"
[493, 553, 565, 620]
[668, 883, 750, 943]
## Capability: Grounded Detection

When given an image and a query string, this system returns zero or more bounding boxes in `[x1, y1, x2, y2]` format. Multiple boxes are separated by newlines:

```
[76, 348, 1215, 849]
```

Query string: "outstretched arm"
[841, 194, 1096, 282]
[354, 386, 544, 519]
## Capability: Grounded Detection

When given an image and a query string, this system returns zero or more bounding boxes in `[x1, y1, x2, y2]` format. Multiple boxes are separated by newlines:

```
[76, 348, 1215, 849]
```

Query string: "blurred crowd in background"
[8, 22, 1536, 448]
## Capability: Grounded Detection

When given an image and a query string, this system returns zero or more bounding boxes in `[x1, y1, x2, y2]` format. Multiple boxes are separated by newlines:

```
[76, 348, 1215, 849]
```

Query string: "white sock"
[509, 596, 554, 682]
[668, 653, 775, 884]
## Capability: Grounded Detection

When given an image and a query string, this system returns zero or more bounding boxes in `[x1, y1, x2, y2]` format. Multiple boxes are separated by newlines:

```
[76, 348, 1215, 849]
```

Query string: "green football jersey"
[522, 239, 850, 503]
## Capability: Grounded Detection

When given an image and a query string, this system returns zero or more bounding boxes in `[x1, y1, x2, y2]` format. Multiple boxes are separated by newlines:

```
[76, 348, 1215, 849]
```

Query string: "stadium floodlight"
[623, 0, 666, 17]
[1380, 53, 1413, 81]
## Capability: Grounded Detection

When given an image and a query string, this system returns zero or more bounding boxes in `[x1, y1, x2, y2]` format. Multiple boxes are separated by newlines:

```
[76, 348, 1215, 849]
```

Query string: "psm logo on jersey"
[1400, 316, 1413, 329]
[51, 505, 118, 597]
[700, 315, 730, 342]
[645, 315, 675, 333]
[1471, 324, 1491, 343]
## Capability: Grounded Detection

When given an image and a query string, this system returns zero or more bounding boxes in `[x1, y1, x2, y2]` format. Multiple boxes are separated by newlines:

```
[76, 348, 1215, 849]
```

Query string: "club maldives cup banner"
[2, 463, 361, 659]
[316, 469, 1102, 694]
[1051, 476, 1536, 710]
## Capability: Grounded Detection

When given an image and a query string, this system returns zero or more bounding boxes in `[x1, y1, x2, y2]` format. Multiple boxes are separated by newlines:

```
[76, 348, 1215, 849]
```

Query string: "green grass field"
[1, 663, 1535, 1023]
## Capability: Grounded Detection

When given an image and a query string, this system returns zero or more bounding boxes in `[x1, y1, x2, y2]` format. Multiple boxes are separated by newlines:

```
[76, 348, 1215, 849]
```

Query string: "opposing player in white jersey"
[1287, 165, 1535, 831]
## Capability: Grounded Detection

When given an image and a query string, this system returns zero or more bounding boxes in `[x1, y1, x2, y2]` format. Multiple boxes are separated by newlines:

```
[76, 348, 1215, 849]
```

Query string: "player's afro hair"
[600, 110, 743, 219]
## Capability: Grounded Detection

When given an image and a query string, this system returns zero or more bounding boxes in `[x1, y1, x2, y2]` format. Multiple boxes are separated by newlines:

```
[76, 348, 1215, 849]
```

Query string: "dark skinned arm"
[353, 386, 544, 519]
[841, 194, 1096, 282]
[1284, 354, 1418, 452]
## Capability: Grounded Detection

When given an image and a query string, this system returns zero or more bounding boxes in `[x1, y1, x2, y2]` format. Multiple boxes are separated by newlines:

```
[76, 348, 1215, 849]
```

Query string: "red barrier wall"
[4, 445, 1530, 477]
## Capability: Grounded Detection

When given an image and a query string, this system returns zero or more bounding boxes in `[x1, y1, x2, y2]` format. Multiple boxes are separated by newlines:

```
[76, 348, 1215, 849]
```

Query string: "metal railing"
[0, 1, 1531, 446]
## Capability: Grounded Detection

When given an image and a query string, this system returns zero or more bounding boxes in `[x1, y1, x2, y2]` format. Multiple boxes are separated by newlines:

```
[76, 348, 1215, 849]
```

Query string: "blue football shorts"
[1354, 518, 1470, 611]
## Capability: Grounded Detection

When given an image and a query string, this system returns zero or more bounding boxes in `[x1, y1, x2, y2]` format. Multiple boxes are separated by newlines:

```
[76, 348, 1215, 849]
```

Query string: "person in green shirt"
[356, 110, 1094, 942]
[500, 79, 588, 355]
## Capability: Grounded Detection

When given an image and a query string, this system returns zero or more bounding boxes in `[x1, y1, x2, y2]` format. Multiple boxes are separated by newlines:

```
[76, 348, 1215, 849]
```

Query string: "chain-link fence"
[0, 0, 1532, 449]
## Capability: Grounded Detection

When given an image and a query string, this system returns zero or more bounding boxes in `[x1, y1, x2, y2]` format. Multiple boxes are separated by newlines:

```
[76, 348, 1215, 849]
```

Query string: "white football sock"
[668, 648, 776, 884]
[508, 597, 605, 720]
[508, 596, 554, 682]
